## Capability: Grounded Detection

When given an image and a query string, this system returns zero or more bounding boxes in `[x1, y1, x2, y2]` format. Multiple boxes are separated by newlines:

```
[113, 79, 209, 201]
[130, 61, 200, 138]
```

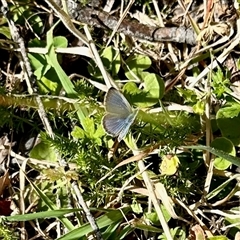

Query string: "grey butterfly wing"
[103, 114, 128, 137]
[104, 88, 132, 116]
[103, 112, 137, 142]
[103, 88, 138, 142]
[117, 110, 138, 142]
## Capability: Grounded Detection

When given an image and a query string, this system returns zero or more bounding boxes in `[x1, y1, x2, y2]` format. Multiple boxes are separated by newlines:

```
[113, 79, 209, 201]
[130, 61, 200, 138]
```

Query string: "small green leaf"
[101, 46, 121, 76]
[212, 67, 231, 98]
[71, 126, 85, 139]
[193, 100, 205, 115]
[46, 26, 78, 98]
[144, 205, 171, 225]
[131, 202, 143, 214]
[217, 102, 240, 118]
[82, 117, 95, 137]
[88, 46, 121, 78]
[28, 38, 62, 94]
[33, 65, 51, 80]
[93, 124, 105, 139]
[123, 82, 141, 97]
[177, 88, 198, 103]
[53, 36, 68, 48]
[29, 142, 57, 162]
[123, 73, 164, 107]
[207, 236, 229, 240]
[125, 54, 151, 80]
[0, 26, 11, 39]
[160, 155, 180, 175]
[144, 73, 164, 99]
[211, 137, 235, 170]
[213, 157, 232, 170]
[144, 212, 159, 225]
[38, 74, 59, 93]
[159, 227, 186, 240]
[216, 103, 240, 146]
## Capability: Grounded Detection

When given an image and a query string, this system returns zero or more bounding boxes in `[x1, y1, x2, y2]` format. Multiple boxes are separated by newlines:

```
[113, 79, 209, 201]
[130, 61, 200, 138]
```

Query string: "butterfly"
[102, 88, 138, 142]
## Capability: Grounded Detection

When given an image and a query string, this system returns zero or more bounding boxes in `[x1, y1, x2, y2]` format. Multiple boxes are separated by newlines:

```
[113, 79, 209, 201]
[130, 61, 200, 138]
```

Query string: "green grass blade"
[4, 209, 81, 222]
[182, 145, 240, 167]
[46, 22, 88, 123]
[57, 208, 130, 240]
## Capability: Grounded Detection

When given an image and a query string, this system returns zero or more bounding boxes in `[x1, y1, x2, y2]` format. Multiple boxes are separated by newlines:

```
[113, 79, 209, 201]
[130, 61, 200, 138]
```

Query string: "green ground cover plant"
[0, 0, 239, 239]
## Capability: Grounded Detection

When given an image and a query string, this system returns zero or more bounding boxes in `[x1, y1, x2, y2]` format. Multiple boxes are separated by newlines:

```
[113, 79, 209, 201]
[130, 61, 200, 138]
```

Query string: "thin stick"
[152, 0, 178, 63]
[138, 160, 173, 240]
[71, 181, 103, 240]
[106, 0, 135, 46]
[203, 50, 213, 195]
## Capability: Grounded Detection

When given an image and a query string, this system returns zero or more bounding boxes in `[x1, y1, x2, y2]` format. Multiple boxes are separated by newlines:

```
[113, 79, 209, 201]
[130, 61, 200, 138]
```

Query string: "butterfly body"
[103, 88, 138, 142]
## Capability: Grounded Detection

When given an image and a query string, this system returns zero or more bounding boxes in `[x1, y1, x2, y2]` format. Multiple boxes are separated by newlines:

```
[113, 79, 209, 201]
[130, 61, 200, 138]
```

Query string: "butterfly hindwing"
[103, 114, 128, 137]
[117, 110, 138, 142]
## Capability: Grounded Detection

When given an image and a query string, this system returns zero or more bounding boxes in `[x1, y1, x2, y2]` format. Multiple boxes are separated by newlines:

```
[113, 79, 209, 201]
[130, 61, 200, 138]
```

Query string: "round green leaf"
[53, 36, 68, 48]
[29, 142, 57, 162]
[125, 54, 151, 80]
[123, 73, 164, 107]
[87, 46, 121, 78]
[216, 103, 240, 146]
[144, 73, 165, 101]
[101, 46, 121, 76]
[125, 54, 151, 71]
[211, 137, 235, 170]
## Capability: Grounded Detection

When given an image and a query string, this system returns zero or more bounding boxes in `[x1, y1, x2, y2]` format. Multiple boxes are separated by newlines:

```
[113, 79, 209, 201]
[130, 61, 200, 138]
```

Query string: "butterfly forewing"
[104, 88, 132, 116]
